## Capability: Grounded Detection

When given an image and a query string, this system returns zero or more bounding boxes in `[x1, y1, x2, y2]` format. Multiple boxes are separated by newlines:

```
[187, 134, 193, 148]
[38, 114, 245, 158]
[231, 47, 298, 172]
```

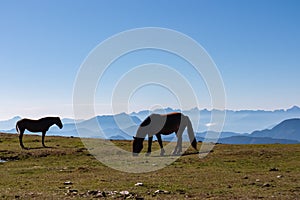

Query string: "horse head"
[132, 136, 144, 156]
[55, 117, 63, 129]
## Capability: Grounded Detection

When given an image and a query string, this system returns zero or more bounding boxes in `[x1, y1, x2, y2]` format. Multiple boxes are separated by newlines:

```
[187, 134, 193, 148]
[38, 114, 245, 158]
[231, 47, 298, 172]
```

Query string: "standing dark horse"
[133, 112, 198, 156]
[16, 117, 63, 149]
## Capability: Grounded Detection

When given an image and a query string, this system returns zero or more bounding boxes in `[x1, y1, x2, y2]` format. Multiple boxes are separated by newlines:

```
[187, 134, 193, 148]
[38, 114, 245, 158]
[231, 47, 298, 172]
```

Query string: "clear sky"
[0, 0, 299, 120]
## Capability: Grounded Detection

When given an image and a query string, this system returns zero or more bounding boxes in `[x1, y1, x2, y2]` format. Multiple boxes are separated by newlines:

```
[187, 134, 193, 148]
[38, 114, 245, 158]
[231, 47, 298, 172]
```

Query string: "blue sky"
[0, 0, 299, 119]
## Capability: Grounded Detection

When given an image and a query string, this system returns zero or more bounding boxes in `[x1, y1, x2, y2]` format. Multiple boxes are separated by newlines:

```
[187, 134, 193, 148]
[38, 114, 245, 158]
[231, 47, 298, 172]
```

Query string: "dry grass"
[0, 132, 299, 199]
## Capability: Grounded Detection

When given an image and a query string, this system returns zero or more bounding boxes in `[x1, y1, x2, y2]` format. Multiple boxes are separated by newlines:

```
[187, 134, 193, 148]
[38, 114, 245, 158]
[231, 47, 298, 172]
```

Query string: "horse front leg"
[146, 136, 153, 156]
[156, 134, 165, 156]
[42, 131, 48, 148]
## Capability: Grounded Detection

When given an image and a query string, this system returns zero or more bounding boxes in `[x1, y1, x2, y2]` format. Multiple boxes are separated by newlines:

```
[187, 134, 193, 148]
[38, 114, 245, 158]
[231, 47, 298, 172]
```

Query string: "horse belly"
[26, 127, 43, 133]
[160, 127, 177, 135]
[159, 119, 180, 135]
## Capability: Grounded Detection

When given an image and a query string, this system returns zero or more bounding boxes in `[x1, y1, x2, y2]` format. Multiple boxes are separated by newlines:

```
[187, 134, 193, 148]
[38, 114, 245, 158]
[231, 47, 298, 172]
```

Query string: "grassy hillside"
[0, 132, 299, 199]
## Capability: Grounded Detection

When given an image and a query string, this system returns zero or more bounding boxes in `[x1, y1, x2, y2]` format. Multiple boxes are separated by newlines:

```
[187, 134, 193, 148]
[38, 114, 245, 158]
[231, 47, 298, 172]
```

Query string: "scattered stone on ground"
[154, 189, 171, 195]
[262, 183, 271, 188]
[277, 175, 283, 178]
[135, 182, 144, 186]
[63, 181, 73, 185]
[65, 189, 143, 199]
[67, 189, 78, 195]
[120, 190, 130, 196]
[269, 167, 279, 171]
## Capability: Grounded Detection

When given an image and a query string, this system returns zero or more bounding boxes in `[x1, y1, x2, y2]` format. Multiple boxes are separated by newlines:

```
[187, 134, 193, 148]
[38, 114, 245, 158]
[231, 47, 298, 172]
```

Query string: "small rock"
[79, 193, 85, 197]
[120, 191, 130, 196]
[101, 191, 107, 197]
[154, 190, 163, 194]
[126, 194, 134, 199]
[262, 183, 271, 188]
[277, 175, 283, 178]
[269, 167, 279, 171]
[243, 176, 249, 179]
[87, 190, 99, 195]
[27, 192, 34, 196]
[256, 179, 260, 182]
[64, 181, 73, 185]
[154, 189, 171, 194]
[68, 189, 78, 195]
[135, 182, 144, 186]
[95, 191, 106, 198]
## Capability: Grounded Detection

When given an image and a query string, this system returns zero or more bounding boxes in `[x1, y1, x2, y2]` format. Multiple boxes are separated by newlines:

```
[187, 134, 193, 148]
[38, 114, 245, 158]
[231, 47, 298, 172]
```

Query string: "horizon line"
[3, 105, 299, 121]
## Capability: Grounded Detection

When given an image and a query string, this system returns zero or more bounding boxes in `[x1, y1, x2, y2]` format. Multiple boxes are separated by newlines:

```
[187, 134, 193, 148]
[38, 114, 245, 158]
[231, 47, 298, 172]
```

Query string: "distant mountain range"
[215, 118, 300, 144]
[251, 118, 300, 141]
[0, 116, 21, 130]
[1, 106, 300, 144]
[131, 106, 300, 133]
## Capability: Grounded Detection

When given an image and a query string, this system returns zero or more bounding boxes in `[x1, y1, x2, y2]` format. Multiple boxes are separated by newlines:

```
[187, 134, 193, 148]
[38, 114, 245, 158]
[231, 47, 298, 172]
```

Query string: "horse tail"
[16, 122, 20, 134]
[16, 120, 26, 149]
[185, 115, 198, 151]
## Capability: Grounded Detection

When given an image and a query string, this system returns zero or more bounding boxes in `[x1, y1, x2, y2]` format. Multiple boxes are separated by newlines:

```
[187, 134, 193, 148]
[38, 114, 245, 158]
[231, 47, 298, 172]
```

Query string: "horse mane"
[140, 116, 151, 127]
[40, 116, 60, 120]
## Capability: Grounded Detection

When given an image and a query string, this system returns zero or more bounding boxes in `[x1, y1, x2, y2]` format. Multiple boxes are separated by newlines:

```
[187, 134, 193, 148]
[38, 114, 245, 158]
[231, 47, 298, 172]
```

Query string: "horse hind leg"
[17, 127, 27, 150]
[156, 134, 165, 156]
[173, 123, 185, 155]
[42, 131, 48, 148]
[173, 133, 183, 155]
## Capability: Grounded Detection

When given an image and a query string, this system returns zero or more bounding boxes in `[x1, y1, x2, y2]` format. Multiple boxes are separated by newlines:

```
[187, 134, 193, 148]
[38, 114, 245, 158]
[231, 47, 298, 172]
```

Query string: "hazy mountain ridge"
[0, 116, 21, 131]
[251, 118, 300, 141]
[1, 106, 300, 144]
[131, 106, 300, 133]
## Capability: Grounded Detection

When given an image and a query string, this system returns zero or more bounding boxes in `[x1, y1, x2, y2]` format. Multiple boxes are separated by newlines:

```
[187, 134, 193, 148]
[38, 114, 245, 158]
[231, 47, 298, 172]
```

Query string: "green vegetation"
[0, 132, 299, 199]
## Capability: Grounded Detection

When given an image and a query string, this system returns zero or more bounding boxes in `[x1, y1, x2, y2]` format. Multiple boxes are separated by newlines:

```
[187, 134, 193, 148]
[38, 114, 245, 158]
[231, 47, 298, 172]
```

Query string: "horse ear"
[133, 136, 136, 139]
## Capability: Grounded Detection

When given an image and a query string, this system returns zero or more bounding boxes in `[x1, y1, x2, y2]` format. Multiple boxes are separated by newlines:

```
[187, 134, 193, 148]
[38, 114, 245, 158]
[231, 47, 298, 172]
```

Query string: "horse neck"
[136, 126, 147, 139]
[43, 117, 57, 127]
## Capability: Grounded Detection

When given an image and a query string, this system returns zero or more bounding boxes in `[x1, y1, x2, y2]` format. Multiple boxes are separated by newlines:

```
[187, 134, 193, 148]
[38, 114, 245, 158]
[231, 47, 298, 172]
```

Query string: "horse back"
[160, 112, 185, 134]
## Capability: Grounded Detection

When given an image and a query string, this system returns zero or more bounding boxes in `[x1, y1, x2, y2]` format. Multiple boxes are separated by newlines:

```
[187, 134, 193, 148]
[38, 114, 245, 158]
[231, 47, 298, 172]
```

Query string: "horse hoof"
[172, 152, 181, 156]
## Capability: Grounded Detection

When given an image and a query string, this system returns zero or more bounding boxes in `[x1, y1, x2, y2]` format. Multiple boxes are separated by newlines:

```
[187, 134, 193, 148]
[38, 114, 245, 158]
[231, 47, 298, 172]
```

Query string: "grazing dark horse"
[16, 117, 63, 149]
[133, 112, 198, 156]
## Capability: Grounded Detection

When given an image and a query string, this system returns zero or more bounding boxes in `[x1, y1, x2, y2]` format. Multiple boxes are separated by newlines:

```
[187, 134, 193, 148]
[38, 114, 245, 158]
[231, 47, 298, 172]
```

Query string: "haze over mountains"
[1, 106, 300, 144]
